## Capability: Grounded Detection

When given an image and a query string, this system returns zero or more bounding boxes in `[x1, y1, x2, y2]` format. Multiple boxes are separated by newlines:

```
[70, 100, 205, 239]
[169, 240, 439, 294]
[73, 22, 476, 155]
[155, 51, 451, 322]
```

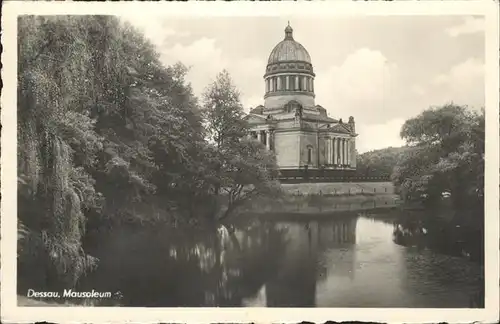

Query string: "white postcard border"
[1, 1, 499, 323]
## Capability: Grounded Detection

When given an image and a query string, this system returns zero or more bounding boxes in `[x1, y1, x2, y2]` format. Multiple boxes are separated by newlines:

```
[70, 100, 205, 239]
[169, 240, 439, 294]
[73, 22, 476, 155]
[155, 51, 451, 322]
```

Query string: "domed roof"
[267, 24, 311, 64]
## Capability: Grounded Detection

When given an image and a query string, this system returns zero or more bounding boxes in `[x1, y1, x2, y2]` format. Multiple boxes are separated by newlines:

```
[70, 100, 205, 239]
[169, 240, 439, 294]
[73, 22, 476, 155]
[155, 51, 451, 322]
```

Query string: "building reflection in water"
[316, 217, 357, 282]
[257, 217, 358, 307]
[81, 211, 480, 308]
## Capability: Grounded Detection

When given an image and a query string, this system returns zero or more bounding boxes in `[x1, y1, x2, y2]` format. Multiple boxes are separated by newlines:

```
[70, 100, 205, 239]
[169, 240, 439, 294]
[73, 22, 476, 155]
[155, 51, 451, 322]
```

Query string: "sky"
[122, 15, 485, 154]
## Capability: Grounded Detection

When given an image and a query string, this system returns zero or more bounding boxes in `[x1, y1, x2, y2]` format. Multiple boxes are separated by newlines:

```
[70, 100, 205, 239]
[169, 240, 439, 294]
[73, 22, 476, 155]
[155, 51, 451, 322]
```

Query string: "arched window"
[285, 100, 302, 114]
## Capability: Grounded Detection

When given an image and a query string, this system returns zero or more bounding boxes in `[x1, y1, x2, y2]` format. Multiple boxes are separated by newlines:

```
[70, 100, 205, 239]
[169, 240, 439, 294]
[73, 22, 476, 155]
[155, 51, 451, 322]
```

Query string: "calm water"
[81, 208, 484, 307]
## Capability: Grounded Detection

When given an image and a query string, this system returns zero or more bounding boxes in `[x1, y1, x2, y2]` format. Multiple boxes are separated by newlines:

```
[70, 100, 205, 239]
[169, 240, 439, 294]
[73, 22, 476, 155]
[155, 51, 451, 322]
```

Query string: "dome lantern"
[284, 21, 293, 40]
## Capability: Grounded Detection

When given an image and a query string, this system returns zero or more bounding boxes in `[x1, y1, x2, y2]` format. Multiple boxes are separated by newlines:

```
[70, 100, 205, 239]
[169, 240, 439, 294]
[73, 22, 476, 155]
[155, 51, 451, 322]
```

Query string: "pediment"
[244, 113, 268, 125]
[329, 123, 352, 134]
[249, 105, 265, 115]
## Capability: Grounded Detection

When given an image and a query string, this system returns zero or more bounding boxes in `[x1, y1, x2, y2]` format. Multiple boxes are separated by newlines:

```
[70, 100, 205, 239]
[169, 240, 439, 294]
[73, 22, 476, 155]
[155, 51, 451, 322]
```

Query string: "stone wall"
[281, 181, 395, 196]
[299, 132, 318, 167]
[350, 138, 357, 168]
[274, 131, 300, 168]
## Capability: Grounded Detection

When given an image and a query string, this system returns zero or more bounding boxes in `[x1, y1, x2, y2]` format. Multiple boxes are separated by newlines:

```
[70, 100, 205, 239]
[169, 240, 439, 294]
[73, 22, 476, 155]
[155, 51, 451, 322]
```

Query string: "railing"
[278, 177, 391, 183]
[276, 169, 390, 183]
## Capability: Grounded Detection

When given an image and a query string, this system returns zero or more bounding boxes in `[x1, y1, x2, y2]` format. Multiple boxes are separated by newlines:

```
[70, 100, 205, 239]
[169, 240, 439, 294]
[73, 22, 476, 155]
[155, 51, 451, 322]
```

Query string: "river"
[80, 203, 484, 308]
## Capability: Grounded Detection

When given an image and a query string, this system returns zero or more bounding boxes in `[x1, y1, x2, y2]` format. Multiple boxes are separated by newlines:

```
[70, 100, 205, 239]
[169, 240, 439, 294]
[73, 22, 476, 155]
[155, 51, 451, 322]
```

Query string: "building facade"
[245, 24, 357, 172]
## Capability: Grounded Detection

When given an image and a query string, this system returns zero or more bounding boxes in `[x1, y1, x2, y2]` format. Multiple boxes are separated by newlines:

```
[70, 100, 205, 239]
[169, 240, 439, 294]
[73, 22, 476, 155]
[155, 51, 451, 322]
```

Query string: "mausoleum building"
[245, 24, 358, 172]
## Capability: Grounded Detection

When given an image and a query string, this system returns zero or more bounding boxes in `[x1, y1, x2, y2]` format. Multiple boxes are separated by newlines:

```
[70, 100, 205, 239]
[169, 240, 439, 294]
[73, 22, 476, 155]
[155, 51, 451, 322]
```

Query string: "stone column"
[295, 76, 299, 90]
[345, 139, 349, 165]
[333, 137, 337, 165]
[337, 138, 341, 165]
[349, 140, 353, 165]
[286, 76, 290, 90]
[328, 137, 332, 164]
[266, 131, 271, 150]
[344, 139, 348, 165]
[341, 139, 345, 165]
[325, 138, 329, 165]
[324, 138, 327, 164]
[344, 139, 347, 165]
[331, 137, 335, 165]
[350, 139, 356, 168]
[335, 137, 341, 164]
[346, 139, 349, 165]
[277, 77, 281, 91]
[257, 131, 262, 143]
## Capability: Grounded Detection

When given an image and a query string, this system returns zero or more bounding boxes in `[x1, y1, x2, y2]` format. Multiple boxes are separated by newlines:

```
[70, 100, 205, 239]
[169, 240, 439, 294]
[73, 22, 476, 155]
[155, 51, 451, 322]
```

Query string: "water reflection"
[392, 209, 484, 263]
[81, 211, 483, 308]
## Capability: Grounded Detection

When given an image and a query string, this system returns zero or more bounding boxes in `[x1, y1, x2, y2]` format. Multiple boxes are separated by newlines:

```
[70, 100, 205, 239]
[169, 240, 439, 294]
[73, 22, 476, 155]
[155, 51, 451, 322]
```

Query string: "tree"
[202, 70, 248, 149]
[17, 16, 282, 295]
[217, 139, 281, 221]
[392, 103, 484, 208]
[18, 16, 104, 291]
[17, 15, 208, 293]
[201, 71, 281, 221]
[356, 146, 409, 178]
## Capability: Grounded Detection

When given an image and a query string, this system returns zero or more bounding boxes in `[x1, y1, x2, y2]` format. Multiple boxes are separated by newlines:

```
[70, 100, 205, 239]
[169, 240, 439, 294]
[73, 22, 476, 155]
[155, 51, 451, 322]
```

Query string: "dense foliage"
[391, 104, 484, 208]
[201, 71, 280, 220]
[356, 146, 410, 178]
[17, 16, 278, 293]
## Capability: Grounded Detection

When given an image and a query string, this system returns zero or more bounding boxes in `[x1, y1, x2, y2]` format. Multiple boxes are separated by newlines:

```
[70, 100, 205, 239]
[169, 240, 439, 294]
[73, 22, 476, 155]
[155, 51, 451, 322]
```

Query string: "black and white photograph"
[1, 1, 499, 323]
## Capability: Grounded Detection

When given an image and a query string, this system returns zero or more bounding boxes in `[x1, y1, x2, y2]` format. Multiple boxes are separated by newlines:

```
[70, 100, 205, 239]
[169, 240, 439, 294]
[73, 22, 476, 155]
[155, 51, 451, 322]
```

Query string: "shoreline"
[240, 192, 401, 217]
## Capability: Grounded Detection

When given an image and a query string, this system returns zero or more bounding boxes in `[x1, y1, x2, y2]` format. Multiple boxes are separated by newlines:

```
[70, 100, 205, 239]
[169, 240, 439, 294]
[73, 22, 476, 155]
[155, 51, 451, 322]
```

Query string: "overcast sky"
[123, 15, 484, 154]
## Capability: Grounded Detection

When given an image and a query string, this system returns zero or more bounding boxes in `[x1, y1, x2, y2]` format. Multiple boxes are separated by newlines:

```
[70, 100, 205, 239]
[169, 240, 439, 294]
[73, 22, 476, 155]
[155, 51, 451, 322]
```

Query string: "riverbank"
[240, 189, 400, 217]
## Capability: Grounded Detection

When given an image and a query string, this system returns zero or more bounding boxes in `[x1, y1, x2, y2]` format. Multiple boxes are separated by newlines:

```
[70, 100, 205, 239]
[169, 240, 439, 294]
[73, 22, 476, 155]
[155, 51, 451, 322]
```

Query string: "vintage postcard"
[1, 0, 499, 323]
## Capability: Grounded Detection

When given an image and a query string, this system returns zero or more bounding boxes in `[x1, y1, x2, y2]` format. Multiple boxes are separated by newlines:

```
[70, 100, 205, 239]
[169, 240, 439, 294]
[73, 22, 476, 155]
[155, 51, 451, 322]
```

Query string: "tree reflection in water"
[80, 220, 289, 307]
[79, 209, 483, 308]
[391, 209, 484, 308]
[392, 209, 484, 263]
